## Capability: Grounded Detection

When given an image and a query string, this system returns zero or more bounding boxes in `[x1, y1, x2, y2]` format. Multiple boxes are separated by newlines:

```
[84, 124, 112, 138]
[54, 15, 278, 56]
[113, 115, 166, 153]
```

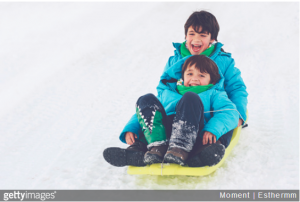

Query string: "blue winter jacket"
[157, 42, 248, 122]
[119, 54, 240, 143]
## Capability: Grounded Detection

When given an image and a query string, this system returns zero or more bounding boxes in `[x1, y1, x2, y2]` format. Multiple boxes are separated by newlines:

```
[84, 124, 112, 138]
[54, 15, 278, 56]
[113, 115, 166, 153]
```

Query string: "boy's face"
[183, 64, 211, 87]
[185, 26, 215, 55]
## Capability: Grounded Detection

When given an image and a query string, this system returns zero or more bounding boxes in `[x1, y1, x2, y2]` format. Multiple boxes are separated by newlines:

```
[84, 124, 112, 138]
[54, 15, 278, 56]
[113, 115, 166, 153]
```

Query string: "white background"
[0, 2, 299, 189]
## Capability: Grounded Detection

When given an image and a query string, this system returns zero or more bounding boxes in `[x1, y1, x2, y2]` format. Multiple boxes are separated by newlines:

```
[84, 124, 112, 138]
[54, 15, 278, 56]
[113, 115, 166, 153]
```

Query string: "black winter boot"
[186, 140, 225, 167]
[103, 140, 148, 167]
[143, 145, 168, 165]
[163, 147, 189, 165]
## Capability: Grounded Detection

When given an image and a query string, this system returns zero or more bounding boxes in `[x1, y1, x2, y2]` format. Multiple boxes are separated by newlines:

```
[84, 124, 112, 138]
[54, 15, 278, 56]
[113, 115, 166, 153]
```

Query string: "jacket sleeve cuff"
[119, 114, 141, 144]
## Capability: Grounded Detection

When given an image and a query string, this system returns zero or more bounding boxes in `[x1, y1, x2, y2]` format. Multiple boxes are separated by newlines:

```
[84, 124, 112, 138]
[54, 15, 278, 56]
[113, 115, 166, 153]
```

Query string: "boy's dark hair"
[182, 55, 220, 84]
[184, 11, 219, 41]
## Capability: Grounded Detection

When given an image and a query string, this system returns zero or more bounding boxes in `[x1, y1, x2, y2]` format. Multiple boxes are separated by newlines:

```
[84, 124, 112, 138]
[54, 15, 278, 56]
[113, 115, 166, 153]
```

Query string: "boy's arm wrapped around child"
[202, 90, 239, 140]
[215, 52, 248, 124]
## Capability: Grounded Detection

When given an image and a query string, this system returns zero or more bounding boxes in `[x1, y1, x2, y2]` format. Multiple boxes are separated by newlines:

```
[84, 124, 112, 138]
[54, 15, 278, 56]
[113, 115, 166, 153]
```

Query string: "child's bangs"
[192, 25, 209, 35]
[188, 60, 208, 74]
[195, 62, 209, 74]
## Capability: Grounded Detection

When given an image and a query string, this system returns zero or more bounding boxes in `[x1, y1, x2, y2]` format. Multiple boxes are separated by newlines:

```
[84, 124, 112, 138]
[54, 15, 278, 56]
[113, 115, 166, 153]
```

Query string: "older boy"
[123, 10, 247, 149]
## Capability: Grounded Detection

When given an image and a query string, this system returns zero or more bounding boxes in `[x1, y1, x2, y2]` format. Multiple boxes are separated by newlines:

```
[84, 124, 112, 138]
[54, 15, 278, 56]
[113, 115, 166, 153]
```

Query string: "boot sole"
[163, 153, 185, 166]
[103, 147, 146, 167]
[186, 155, 203, 167]
[187, 144, 225, 167]
[144, 153, 163, 165]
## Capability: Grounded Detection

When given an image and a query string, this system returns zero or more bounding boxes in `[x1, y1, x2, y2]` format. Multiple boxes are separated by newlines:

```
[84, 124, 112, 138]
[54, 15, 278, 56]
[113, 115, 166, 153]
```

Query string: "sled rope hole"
[204, 109, 246, 123]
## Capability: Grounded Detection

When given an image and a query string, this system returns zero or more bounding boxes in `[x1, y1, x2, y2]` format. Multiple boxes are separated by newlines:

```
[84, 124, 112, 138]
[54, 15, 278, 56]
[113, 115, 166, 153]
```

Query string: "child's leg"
[186, 127, 233, 167]
[164, 92, 204, 165]
[186, 137, 225, 167]
[185, 130, 232, 167]
[103, 93, 170, 167]
[218, 129, 234, 148]
[136, 93, 170, 147]
[103, 140, 147, 167]
[136, 93, 171, 164]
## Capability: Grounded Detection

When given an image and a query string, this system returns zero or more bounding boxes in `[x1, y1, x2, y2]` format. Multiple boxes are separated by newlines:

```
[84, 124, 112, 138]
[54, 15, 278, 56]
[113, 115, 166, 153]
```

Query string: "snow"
[169, 120, 197, 152]
[0, 2, 299, 189]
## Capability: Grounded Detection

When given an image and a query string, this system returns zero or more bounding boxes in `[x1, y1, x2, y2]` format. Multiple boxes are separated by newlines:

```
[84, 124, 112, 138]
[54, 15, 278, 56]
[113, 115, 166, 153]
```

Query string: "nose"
[191, 76, 199, 81]
[194, 35, 202, 42]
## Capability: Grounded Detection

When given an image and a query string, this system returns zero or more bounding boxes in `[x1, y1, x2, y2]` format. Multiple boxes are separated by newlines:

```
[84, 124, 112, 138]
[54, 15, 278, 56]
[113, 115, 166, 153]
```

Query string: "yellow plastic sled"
[127, 124, 242, 176]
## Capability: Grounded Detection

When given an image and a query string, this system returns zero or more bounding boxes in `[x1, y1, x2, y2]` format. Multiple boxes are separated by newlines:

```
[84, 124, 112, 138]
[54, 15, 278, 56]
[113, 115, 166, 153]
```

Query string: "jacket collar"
[172, 42, 224, 59]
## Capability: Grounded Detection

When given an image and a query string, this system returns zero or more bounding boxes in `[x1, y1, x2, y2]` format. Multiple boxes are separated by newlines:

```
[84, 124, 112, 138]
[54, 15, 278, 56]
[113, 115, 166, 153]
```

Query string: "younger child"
[104, 55, 239, 167]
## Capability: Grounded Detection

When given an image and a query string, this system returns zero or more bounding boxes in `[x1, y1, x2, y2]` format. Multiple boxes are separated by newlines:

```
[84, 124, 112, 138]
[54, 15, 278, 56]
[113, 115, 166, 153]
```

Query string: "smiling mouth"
[189, 83, 199, 86]
[192, 44, 202, 52]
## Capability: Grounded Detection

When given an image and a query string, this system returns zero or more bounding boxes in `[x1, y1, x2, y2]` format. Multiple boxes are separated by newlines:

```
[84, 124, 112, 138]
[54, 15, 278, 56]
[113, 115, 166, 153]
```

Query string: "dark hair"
[184, 11, 219, 41]
[182, 55, 220, 84]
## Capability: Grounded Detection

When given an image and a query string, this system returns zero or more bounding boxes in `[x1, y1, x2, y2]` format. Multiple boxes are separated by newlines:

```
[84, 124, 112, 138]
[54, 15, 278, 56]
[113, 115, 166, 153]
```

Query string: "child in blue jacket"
[104, 55, 239, 167]
[121, 10, 247, 152]
[103, 10, 247, 167]
[159, 10, 248, 126]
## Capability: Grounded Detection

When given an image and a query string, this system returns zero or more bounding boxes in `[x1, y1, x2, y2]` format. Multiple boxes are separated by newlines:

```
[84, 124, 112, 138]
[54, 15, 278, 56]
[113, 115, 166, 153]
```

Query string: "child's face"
[185, 26, 215, 55]
[183, 64, 211, 87]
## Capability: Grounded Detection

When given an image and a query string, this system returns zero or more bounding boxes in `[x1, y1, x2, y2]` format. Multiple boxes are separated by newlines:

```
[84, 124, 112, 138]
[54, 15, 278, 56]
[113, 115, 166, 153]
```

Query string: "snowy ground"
[0, 2, 299, 189]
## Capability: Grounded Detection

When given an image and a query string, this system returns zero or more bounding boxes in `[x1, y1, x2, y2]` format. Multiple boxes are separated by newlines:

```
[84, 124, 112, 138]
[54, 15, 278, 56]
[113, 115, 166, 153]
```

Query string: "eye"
[200, 75, 205, 77]
[187, 73, 192, 76]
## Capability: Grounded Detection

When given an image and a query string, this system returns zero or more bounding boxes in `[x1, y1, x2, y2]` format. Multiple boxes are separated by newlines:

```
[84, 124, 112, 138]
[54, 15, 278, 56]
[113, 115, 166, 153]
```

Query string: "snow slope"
[0, 2, 298, 189]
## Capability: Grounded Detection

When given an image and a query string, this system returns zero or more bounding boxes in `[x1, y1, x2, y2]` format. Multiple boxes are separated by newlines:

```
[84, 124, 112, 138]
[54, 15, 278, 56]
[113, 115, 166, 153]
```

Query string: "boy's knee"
[141, 93, 156, 100]
[182, 91, 198, 99]
[137, 93, 159, 106]
[137, 93, 156, 102]
[181, 92, 203, 106]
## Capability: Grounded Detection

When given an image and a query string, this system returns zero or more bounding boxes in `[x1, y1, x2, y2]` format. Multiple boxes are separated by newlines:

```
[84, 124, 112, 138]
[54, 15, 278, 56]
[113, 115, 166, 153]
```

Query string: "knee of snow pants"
[169, 92, 204, 152]
[136, 93, 169, 148]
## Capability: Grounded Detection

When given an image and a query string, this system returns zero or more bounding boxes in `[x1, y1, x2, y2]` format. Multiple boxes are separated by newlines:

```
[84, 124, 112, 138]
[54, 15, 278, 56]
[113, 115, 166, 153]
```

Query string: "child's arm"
[203, 90, 239, 140]
[221, 55, 248, 124]
[119, 114, 141, 144]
